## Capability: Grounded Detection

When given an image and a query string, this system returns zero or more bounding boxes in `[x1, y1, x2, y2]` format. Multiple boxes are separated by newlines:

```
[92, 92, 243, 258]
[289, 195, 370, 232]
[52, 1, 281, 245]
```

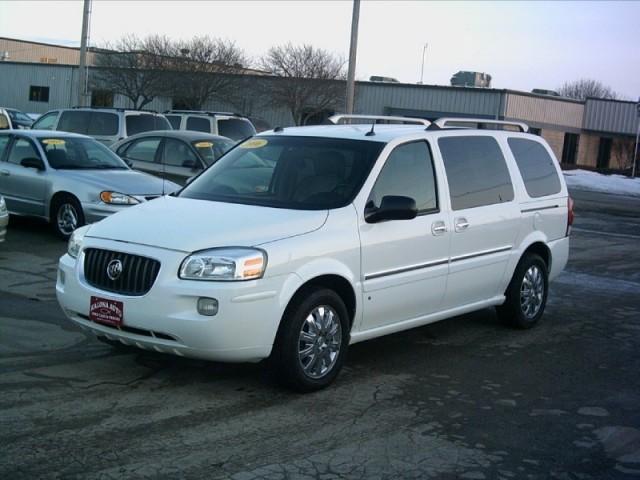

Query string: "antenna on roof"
[365, 121, 376, 137]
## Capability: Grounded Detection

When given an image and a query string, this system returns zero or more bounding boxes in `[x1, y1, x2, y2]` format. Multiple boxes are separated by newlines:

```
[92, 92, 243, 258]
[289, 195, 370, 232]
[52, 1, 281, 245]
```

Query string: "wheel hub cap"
[520, 265, 544, 318]
[298, 305, 342, 379]
[57, 204, 78, 235]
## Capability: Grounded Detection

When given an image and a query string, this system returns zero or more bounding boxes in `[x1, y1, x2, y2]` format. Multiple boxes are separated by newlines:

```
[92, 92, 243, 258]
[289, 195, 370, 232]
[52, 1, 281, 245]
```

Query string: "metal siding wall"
[354, 84, 502, 118]
[583, 99, 637, 135]
[0, 62, 78, 113]
[504, 93, 584, 129]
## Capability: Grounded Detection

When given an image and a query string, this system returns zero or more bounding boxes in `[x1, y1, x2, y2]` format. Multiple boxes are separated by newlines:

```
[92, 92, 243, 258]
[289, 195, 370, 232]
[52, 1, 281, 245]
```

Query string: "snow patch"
[564, 169, 640, 197]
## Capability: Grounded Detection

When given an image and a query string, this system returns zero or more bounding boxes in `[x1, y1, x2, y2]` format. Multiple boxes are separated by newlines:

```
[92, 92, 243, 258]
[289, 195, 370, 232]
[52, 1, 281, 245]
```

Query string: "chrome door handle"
[431, 221, 447, 236]
[455, 218, 469, 232]
[0, 169, 9, 176]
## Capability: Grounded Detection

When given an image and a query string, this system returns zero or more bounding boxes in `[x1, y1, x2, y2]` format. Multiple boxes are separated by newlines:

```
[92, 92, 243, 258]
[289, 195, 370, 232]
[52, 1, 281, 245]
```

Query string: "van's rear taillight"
[566, 196, 574, 236]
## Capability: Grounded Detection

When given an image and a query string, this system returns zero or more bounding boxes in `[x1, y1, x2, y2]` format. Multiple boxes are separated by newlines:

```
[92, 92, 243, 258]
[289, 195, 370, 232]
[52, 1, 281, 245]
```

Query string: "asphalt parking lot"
[1, 188, 639, 480]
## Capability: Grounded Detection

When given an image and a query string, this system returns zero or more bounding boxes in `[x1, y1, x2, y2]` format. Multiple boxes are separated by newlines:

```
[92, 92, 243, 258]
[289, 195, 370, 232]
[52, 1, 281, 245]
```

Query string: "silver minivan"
[164, 110, 256, 142]
[31, 108, 173, 146]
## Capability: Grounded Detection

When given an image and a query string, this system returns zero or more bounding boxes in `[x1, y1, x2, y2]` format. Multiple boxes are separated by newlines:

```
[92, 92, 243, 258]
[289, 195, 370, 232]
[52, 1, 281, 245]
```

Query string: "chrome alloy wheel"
[520, 265, 545, 318]
[298, 305, 342, 379]
[57, 203, 79, 236]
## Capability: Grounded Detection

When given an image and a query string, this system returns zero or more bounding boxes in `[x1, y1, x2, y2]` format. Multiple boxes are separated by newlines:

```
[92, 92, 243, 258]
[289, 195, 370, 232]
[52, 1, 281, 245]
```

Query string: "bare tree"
[557, 78, 619, 101]
[260, 44, 345, 125]
[167, 36, 248, 110]
[92, 35, 172, 110]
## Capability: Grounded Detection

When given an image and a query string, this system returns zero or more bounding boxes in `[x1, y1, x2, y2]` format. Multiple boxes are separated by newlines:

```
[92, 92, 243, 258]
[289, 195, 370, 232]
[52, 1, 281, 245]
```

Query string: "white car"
[56, 116, 572, 391]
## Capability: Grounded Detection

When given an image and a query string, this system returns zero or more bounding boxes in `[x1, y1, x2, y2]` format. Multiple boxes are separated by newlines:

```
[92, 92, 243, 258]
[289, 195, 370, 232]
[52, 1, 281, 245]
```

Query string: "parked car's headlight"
[0, 196, 6, 214]
[179, 248, 267, 281]
[100, 191, 140, 205]
[67, 226, 90, 259]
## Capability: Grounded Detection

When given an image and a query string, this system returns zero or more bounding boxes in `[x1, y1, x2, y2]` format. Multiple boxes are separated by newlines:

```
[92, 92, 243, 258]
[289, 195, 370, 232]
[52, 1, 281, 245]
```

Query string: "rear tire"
[51, 195, 84, 240]
[270, 287, 349, 392]
[497, 253, 548, 329]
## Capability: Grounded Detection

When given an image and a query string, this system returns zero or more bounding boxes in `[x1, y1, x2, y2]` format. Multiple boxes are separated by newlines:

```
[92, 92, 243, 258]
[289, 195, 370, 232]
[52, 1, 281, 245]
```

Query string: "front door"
[359, 140, 450, 332]
[0, 136, 49, 216]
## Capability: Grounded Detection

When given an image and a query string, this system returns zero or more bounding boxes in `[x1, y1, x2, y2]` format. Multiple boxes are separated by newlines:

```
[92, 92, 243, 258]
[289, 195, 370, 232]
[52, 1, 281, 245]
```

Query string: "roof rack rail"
[433, 117, 529, 133]
[71, 106, 160, 114]
[328, 114, 431, 127]
[165, 110, 245, 117]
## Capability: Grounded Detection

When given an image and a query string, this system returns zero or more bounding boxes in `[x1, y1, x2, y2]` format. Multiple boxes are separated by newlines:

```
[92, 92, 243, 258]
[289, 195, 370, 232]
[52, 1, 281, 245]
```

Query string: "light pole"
[418, 43, 428, 84]
[633, 98, 640, 178]
[77, 0, 92, 107]
[345, 0, 360, 115]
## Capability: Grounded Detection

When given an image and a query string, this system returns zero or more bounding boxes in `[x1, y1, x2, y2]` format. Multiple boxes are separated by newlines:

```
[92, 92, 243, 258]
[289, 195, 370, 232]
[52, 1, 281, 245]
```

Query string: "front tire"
[51, 196, 84, 240]
[271, 288, 350, 392]
[497, 253, 549, 329]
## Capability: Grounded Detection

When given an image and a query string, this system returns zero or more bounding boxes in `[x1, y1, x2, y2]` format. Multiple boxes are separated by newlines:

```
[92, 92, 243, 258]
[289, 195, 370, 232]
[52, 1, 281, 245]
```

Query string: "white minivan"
[56, 117, 572, 391]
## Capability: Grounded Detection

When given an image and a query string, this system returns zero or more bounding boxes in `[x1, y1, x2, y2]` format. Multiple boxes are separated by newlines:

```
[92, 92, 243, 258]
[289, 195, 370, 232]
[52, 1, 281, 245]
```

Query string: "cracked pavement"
[1, 190, 640, 479]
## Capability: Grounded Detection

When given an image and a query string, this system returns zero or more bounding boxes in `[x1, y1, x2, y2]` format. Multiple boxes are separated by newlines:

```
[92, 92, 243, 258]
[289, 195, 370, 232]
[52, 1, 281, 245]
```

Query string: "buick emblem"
[106, 259, 123, 281]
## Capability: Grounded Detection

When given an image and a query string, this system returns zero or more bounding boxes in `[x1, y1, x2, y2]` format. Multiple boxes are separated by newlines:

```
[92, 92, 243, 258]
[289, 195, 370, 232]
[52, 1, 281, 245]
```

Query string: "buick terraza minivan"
[56, 117, 572, 391]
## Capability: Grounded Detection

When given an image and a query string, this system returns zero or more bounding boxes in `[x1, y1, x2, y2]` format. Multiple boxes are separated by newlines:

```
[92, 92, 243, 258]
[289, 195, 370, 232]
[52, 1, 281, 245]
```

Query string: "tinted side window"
[162, 139, 198, 167]
[125, 115, 171, 136]
[368, 141, 438, 213]
[166, 115, 181, 130]
[217, 118, 256, 140]
[8, 138, 40, 165]
[32, 111, 58, 130]
[88, 112, 119, 136]
[123, 138, 161, 163]
[186, 116, 211, 133]
[0, 136, 10, 158]
[438, 136, 514, 210]
[58, 111, 90, 134]
[508, 138, 562, 198]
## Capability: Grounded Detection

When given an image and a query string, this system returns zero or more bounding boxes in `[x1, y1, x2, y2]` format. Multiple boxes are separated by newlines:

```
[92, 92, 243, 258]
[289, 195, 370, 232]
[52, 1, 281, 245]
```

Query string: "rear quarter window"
[507, 138, 562, 198]
[186, 116, 211, 133]
[87, 112, 119, 136]
[166, 115, 182, 130]
[217, 118, 256, 141]
[126, 114, 171, 136]
[438, 136, 514, 210]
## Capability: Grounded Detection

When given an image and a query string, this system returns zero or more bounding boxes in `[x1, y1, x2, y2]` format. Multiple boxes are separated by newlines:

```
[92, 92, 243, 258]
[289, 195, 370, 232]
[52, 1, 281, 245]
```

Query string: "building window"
[91, 90, 114, 108]
[561, 133, 579, 165]
[29, 86, 50, 102]
[597, 138, 612, 169]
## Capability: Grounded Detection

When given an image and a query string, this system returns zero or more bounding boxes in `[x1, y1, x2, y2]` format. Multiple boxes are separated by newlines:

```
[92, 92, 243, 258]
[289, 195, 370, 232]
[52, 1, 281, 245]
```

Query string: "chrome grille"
[83, 248, 160, 296]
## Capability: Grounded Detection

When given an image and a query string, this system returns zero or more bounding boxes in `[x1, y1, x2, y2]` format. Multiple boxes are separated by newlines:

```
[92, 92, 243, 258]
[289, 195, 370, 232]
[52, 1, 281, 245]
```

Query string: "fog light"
[197, 297, 218, 316]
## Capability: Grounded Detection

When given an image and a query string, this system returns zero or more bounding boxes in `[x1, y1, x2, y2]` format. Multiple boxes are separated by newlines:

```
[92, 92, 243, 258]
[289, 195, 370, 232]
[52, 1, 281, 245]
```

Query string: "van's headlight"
[100, 191, 140, 205]
[179, 248, 267, 281]
[67, 226, 90, 259]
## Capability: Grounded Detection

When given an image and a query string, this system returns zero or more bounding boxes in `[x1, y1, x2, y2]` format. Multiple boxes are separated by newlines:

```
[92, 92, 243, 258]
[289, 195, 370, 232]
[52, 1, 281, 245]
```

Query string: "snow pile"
[564, 169, 640, 197]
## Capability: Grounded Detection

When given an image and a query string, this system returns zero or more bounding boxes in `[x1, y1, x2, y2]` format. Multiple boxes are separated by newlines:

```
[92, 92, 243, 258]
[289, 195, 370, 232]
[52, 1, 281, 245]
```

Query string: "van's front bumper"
[56, 238, 289, 362]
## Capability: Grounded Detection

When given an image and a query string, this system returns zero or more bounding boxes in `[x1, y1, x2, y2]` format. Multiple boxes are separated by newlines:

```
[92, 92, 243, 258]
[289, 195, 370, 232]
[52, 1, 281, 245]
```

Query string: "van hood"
[59, 169, 179, 195]
[86, 196, 328, 252]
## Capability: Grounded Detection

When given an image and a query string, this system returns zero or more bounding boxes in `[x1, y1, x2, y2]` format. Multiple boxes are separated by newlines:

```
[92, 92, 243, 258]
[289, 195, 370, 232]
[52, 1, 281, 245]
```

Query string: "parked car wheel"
[497, 253, 549, 329]
[271, 287, 349, 392]
[51, 195, 85, 240]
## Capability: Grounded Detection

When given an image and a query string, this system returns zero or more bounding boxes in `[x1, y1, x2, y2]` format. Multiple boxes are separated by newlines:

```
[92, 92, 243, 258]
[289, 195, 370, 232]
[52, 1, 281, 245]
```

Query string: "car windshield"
[8, 110, 32, 123]
[125, 115, 172, 136]
[180, 136, 385, 210]
[38, 137, 128, 170]
[192, 138, 235, 165]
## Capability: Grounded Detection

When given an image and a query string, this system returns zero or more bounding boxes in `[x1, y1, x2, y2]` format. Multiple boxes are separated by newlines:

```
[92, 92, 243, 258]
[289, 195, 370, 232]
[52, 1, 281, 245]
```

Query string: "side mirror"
[21, 157, 45, 171]
[182, 160, 201, 170]
[365, 195, 418, 223]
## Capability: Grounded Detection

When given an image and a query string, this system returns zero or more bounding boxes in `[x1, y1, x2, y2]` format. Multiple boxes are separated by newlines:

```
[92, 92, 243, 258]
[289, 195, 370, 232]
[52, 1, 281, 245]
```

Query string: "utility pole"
[77, 0, 92, 107]
[633, 98, 639, 178]
[418, 43, 428, 84]
[345, 0, 360, 114]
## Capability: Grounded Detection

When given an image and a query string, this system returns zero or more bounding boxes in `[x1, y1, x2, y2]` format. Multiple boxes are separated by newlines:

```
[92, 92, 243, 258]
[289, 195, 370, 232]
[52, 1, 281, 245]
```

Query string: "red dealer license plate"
[89, 296, 124, 327]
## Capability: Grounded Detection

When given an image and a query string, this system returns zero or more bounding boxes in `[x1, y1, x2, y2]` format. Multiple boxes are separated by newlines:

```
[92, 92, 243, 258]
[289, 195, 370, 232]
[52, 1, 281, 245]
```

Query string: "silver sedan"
[0, 130, 179, 239]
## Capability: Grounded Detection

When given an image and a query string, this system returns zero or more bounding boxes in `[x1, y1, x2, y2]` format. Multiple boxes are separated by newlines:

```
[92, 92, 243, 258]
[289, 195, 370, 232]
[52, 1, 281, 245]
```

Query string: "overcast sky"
[1, 1, 638, 99]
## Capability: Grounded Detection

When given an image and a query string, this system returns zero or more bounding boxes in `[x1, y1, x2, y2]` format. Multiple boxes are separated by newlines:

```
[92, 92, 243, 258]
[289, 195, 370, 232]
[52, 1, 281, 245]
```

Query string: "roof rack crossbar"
[328, 114, 430, 127]
[433, 117, 529, 133]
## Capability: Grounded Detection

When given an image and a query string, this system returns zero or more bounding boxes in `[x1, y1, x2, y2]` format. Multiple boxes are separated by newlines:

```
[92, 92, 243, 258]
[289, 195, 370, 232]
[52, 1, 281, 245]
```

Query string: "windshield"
[125, 114, 172, 136]
[217, 118, 256, 141]
[180, 136, 384, 210]
[192, 138, 235, 165]
[39, 137, 128, 170]
[8, 110, 33, 123]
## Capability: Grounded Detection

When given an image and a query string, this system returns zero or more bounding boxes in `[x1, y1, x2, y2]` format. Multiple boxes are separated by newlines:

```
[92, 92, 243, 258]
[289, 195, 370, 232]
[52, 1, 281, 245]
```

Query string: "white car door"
[436, 134, 521, 308]
[358, 140, 451, 332]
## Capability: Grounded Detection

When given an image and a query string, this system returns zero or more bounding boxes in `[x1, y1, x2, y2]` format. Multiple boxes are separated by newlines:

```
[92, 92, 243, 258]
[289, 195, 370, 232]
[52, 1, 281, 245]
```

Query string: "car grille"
[83, 248, 160, 296]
